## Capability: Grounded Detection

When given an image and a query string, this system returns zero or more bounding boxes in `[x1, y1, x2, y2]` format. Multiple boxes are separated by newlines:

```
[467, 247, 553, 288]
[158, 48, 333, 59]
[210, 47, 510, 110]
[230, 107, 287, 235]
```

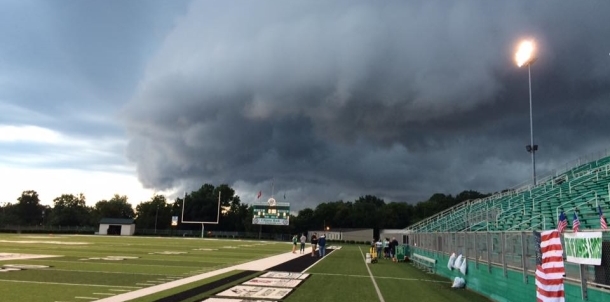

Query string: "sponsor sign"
[216, 286, 291, 300]
[242, 277, 302, 288]
[252, 218, 289, 226]
[202, 298, 275, 302]
[259, 271, 310, 280]
[564, 232, 603, 265]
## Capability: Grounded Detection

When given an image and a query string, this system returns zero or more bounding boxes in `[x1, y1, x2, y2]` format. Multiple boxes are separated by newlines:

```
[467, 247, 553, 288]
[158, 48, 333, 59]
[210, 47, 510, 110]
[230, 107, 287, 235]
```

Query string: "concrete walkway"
[94, 251, 305, 302]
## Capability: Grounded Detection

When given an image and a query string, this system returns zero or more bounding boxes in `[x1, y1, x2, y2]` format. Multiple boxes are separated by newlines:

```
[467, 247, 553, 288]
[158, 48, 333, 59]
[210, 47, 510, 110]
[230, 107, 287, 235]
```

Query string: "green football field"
[0, 234, 490, 302]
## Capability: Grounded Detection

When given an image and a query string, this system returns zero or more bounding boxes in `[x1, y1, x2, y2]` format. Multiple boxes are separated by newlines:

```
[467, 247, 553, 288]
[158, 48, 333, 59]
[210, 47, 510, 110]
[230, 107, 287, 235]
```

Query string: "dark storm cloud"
[122, 1, 610, 209]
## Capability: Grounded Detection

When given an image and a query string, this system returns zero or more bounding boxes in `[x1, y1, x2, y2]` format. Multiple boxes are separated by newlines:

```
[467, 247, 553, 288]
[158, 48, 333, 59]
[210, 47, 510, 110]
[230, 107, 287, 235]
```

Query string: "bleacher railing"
[407, 151, 610, 232]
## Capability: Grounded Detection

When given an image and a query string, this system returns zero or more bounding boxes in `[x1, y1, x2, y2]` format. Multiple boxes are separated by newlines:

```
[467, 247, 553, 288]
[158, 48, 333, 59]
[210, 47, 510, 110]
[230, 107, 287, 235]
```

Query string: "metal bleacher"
[407, 152, 610, 232]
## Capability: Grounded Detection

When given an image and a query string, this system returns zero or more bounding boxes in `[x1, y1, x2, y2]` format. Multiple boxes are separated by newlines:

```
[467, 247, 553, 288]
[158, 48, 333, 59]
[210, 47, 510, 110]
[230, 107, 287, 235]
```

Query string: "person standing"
[375, 238, 382, 260]
[292, 234, 298, 253]
[390, 237, 399, 263]
[383, 238, 390, 259]
[299, 233, 307, 254]
[311, 233, 318, 256]
[318, 234, 327, 257]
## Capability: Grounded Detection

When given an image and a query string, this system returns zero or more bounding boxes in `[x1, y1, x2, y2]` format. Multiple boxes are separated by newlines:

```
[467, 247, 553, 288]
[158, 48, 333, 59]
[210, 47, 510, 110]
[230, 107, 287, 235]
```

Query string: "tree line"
[0, 184, 489, 234]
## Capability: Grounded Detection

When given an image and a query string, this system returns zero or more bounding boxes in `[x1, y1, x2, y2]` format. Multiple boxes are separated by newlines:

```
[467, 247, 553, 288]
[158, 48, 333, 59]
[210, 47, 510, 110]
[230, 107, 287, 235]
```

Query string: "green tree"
[93, 194, 134, 222]
[135, 195, 169, 231]
[16, 190, 45, 225]
[0, 202, 20, 226]
[50, 193, 91, 226]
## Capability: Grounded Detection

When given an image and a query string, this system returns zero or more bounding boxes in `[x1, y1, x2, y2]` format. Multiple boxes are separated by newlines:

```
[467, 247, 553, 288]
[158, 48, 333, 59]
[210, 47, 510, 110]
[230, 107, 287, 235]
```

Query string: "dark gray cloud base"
[122, 1, 610, 208]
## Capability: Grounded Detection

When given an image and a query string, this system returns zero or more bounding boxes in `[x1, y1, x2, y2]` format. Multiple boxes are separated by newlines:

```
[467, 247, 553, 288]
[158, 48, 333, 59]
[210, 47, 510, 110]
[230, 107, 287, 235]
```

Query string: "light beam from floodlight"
[515, 40, 535, 67]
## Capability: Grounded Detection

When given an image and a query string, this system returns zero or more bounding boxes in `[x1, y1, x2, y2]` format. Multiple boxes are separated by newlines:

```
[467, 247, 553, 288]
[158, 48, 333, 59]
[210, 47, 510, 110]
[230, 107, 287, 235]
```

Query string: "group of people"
[373, 237, 399, 262]
[292, 232, 327, 257]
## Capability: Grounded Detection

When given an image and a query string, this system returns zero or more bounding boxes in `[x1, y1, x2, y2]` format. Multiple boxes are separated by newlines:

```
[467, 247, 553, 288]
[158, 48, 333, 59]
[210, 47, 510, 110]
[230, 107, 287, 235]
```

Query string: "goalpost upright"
[181, 191, 221, 238]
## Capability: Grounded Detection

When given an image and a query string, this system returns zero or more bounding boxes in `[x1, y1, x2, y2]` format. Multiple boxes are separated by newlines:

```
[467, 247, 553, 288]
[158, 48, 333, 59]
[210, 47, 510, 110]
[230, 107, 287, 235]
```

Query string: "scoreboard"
[252, 198, 290, 226]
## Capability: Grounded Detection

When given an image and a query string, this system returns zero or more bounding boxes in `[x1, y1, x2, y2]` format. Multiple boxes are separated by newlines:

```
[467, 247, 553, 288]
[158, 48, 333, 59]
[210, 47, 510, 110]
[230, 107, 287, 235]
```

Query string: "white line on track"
[302, 248, 337, 273]
[358, 246, 385, 302]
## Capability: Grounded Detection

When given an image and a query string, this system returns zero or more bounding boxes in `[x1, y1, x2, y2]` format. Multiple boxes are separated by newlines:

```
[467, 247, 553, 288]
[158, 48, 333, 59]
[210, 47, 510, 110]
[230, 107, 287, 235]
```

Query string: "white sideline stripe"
[302, 248, 337, 273]
[75, 297, 97, 300]
[0, 279, 141, 288]
[92, 293, 114, 296]
[109, 289, 130, 292]
[312, 272, 451, 283]
[135, 283, 156, 286]
[359, 247, 385, 302]
[93, 251, 306, 302]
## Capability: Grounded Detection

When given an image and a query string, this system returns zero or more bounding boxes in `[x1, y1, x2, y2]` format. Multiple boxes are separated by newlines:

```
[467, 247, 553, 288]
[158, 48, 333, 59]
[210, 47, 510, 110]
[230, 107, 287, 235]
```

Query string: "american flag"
[572, 213, 580, 233]
[534, 230, 565, 302]
[557, 211, 567, 233]
[599, 206, 607, 230]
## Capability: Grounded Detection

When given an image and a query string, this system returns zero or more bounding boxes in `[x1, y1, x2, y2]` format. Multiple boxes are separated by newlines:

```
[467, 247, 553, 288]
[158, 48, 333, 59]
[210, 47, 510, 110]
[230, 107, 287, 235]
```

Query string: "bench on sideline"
[412, 253, 436, 273]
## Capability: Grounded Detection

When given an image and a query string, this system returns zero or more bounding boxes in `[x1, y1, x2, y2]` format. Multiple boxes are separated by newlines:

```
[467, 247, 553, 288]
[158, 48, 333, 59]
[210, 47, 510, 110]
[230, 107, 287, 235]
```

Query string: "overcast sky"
[2, 1, 609, 210]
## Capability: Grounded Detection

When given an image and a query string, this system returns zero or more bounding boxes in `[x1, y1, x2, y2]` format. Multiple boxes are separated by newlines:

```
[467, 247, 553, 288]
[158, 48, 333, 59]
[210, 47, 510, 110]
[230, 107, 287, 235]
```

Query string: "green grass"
[287, 245, 491, 302]
[0, 234, 288, 301]
[0, 235, 492, 302]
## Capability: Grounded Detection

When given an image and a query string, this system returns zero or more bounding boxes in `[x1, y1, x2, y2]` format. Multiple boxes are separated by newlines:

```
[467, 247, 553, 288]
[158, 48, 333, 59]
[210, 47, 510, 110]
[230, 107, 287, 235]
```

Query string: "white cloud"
[0, 165, 156, 206]
[0, 124, 159, 207]
[0, 125, 62, 143]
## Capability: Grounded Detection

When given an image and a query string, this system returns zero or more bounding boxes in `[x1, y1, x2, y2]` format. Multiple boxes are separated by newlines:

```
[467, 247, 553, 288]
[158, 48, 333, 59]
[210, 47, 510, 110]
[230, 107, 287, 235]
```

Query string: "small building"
[380, 229, 412, 244]
[308, 228, 373, 243]
[98, 218, 135, 236]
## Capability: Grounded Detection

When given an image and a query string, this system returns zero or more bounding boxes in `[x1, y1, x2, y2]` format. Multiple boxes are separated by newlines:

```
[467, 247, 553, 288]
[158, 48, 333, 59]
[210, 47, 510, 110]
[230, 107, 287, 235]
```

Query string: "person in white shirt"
[299, 233, 307, 254]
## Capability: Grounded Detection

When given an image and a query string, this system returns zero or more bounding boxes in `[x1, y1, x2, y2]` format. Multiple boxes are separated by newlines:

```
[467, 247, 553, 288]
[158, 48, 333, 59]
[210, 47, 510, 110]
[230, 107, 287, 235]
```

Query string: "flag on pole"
[534, 230, 565, 302]
[572, 213, 580, 233]
[599, 206, 607, 230]
[257, 191, 262, 199]
[557, 211, 567, 233]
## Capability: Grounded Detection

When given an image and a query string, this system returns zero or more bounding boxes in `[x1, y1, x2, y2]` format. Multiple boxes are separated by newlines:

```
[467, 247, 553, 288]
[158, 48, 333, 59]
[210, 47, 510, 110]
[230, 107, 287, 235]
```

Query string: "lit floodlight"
[515, 40, 535, 67]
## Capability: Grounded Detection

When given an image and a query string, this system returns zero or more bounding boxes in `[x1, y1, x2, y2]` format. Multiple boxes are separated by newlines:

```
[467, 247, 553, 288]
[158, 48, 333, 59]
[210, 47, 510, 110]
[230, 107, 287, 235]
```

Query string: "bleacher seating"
[408, 154, 610, 232]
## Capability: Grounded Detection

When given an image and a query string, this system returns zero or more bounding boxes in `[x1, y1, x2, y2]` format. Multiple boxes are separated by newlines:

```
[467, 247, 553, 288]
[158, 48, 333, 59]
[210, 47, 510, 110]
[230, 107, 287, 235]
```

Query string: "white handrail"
[555, 191, 598, 221]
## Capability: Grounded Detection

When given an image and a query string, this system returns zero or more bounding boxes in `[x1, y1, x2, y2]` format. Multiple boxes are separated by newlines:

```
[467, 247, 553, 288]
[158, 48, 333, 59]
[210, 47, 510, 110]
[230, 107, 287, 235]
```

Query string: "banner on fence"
[563, 232, 602, 265]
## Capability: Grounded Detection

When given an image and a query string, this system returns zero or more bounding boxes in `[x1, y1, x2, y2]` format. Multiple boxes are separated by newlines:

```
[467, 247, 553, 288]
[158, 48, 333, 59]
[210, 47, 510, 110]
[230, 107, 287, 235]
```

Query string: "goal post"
[181, 191, 221, 238]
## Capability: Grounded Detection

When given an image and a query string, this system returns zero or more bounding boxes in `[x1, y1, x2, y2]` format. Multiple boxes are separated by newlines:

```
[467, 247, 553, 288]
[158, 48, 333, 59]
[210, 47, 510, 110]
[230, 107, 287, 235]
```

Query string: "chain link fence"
[411, 231, 610, 294]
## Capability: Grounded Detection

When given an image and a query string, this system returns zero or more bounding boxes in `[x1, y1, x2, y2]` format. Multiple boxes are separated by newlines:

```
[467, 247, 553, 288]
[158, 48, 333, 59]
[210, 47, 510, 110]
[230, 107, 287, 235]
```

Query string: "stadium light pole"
[515, 40, 538, 186]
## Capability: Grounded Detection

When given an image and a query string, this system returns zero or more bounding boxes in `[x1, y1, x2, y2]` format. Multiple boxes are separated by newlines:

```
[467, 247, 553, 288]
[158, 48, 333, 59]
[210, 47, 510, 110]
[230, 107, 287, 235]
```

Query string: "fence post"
[579, 264, 588, 300]
[502, 232, 507, 277]
[474, 232, 478, 269]
[521, 231, 528, 283]
[487, 232, 492, 273]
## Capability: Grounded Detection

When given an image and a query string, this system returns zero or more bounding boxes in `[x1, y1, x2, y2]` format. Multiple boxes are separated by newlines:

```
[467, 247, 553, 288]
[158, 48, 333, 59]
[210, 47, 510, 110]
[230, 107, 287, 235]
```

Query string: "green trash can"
[396, 245, 409, 262]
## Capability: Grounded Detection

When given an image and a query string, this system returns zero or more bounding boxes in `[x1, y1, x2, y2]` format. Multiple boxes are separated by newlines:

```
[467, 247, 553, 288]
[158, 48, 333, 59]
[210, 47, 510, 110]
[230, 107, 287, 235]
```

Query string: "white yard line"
[358, 246, 385, 302]
[93, 251, 304, 302]
[0, 279, 141, 288]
